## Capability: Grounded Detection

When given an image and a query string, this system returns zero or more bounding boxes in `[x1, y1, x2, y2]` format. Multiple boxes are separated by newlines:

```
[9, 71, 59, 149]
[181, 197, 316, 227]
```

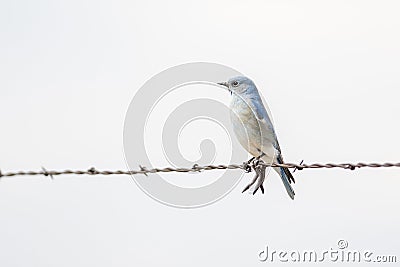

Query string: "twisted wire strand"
[1, 162, 400, 178]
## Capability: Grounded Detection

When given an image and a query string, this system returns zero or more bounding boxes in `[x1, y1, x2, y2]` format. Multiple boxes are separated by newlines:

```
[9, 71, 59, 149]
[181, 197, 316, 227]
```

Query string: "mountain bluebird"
[218, 76, 295, 199]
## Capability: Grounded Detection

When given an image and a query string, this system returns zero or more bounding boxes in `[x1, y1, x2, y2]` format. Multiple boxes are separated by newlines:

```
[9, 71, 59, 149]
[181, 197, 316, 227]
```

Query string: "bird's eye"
[232, 81, 239, 87]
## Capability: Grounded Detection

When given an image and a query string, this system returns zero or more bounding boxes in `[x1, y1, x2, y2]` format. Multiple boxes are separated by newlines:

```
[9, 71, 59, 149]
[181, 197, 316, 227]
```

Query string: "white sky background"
[1, 0, 400, 266]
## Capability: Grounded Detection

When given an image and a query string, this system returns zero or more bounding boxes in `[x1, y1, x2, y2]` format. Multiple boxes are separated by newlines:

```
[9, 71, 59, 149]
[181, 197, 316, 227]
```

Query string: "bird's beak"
[217, 82, 232, 95]
[217, 82, 228, 88]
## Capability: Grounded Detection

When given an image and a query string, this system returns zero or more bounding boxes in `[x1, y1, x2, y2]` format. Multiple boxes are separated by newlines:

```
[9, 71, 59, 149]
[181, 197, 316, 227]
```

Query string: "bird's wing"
[251, 97, 281, 153]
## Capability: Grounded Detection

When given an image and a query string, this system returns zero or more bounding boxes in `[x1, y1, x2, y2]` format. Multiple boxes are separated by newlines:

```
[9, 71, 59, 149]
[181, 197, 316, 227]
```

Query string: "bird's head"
[217, 76, 257, 96]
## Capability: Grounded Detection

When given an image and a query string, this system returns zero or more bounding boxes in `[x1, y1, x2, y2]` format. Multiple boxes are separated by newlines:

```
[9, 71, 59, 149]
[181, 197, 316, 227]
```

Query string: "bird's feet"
[243, 151, 265, 173]
[242, 159, 267, 195]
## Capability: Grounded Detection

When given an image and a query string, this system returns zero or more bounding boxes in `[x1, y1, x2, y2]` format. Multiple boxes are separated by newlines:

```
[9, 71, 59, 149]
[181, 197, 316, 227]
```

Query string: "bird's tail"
[274, 155, 295, 200]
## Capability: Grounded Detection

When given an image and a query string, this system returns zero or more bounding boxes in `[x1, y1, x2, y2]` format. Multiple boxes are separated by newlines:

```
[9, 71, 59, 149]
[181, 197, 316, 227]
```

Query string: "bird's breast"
[229, 97, 263, 155]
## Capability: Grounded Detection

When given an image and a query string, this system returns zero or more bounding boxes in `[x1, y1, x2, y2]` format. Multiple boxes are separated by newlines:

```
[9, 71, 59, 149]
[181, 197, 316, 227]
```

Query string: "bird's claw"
[242, 159, 267, 195]
[260, 184, 265, 194]
[247, 156, 256, 164]
[243, 157, 255, 173]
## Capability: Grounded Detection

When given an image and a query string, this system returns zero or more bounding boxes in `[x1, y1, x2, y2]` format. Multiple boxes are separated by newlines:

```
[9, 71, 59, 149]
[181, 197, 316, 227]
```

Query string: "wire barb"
[0, 162, 400, 178]
[191, 164, 202, 172]
[41, 166, 54, 180]
[139, 165, 149, 176]
[292, 160, 304, 173]
[87, 167, 98, 175]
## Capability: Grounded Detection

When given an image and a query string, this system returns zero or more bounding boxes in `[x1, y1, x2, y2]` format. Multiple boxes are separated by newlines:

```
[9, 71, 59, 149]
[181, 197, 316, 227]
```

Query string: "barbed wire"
[1, 162, 400, 179]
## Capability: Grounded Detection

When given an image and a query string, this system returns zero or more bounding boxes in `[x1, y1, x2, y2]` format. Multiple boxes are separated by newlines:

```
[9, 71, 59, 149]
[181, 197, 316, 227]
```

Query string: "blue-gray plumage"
[218, 76, 295, 199]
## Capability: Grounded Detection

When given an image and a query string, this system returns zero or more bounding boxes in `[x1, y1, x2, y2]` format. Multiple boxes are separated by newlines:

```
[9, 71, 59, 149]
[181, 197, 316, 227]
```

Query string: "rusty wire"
[1, 162, 400, 178]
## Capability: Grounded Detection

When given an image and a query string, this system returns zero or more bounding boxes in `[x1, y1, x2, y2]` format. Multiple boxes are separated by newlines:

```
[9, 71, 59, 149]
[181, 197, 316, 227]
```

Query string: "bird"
[217, 76, 295, 199]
